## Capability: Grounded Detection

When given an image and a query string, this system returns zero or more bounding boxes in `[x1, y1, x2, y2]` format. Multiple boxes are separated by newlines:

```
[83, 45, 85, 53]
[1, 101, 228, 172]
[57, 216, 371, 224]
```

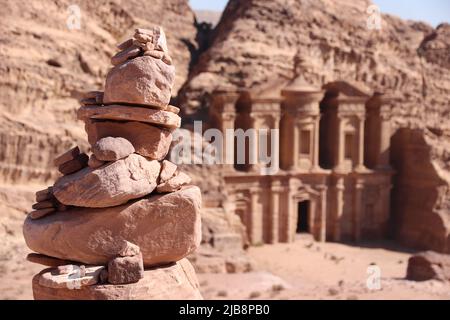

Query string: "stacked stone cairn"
[23, 27, 203, 300]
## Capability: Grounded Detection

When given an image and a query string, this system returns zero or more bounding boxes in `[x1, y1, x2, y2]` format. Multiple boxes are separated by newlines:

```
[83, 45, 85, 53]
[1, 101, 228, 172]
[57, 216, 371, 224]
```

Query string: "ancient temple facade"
[208, 79, 395, 245]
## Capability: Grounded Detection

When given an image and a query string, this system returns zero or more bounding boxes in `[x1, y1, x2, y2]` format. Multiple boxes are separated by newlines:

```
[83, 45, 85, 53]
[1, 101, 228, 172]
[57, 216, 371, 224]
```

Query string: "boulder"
[103, 56, 175, 108]
[58, 153, 89, 175]
[53, 154, 160, 208]
[35, 187, 53, 202]
[108, 254, 144, 284]
[88, 154, 105, 169]
[54, 146, 80, 167]
[118, 240, 141, 257]
[92, 137, 135, 161]
[406, 251, 450, 281]
[23, 186, 202, 267]
[111, 45, 142, 66]
[85, 120, 172, 160]
[157, 171, 191, 193]
[32, 259, 203, 300]
[159, 160, 178, 183]
[78, 105, 181, 129]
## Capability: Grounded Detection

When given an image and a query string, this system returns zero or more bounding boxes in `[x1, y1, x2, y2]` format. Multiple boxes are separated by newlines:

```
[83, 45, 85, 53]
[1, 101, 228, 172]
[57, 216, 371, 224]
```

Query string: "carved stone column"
[292, 122, 300, 170]
[312, 115, 321, 171]
[334, 177, 345, 241]
[378, 106, 392, 169]
[317, 184, 328, 242]
[270, 181, 283, 244]
[334, 117, 345, 173]
[355, 116, 366, 172]
[353, 179, 364, 242]
[250, 188, 262, 244]
[209, 91, 239, 171]
[248, 113, 260, 173]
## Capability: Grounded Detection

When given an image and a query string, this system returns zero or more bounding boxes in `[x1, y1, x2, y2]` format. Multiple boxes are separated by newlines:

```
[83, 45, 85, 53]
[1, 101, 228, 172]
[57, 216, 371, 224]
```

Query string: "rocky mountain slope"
[0, 0, 197, 186]
[179, 0, 448, 130]
[178, 0, 450, 252]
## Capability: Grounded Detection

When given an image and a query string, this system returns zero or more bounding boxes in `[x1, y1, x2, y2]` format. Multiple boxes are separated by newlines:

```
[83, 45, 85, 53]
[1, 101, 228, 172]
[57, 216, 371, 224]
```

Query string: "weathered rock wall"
[178, 0, 450, 252]
[179, 0, 449, 133]
[0, 0, 197, 185]
[391, 129, 450, 253]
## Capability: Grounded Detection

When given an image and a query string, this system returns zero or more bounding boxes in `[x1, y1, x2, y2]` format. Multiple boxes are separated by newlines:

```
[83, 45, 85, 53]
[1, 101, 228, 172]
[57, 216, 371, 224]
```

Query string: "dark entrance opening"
[297, 201, 310, 233]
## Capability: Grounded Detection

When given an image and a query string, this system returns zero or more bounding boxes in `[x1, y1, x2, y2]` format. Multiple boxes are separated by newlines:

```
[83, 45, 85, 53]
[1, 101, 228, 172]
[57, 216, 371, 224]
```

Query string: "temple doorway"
[296, 200, 310, 233]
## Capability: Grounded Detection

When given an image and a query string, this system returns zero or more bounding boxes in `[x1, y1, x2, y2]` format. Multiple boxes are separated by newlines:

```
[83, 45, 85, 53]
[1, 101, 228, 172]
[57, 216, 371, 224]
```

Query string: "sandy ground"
[1, 186, 449, 300]
[199, 234, 450, 300]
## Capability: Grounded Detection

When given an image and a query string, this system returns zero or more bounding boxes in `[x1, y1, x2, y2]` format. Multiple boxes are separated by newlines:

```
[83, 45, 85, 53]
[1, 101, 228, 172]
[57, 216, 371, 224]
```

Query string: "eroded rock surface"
[24, 186, 202, 267]
[53, 154, 160, 208]
[32, 259, 202, 300]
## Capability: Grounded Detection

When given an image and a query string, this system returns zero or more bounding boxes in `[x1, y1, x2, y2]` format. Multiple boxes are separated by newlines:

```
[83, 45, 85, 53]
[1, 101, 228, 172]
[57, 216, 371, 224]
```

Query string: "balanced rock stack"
[23, 27, 203, 300]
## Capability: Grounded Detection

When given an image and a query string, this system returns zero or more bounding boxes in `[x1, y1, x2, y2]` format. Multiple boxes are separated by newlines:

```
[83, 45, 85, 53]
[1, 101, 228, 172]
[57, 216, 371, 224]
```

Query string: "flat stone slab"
[78, 105, 181, 129]
[39, 266, 105, 289]
[24, 186, 202, 267]
[85, 120, 172, 160]
[53, 154, 160, 208]
[32, 259, 203, 300]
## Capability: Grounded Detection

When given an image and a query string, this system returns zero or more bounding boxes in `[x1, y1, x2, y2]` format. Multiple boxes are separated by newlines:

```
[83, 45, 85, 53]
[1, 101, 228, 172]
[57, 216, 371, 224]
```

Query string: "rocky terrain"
[0, 0, 197, 188]
[179, 0, 450, 253]
[0, 0, 449, 299]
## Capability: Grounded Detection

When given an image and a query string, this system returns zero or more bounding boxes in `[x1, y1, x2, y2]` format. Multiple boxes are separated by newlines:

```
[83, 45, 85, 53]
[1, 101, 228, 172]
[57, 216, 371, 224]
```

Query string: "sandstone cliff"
[391, 129, 450, 253]
[0, 0, 197, 186]
[178, 0, 450, 252]
[179, 0, 448, 132]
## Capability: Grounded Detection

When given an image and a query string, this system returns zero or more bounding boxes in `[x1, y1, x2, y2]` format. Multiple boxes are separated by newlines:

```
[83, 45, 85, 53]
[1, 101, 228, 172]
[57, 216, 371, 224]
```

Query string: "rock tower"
[23, 27, 203, 300]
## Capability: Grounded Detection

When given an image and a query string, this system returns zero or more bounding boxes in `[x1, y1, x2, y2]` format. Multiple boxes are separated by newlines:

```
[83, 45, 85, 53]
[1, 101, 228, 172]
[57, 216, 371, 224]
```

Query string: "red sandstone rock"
[38, 265, 105, 289]
[118, 240, 141, 257]
[159, 160, 178, 183]
[28, 208, 55, 220]
[111, 45, 142, 66]
[406, 251, 450, 282]
[85, 120, 173, 160]
[87, 154, 105, 169]
[53, 146, 80, 167]
[26, 253, 72, 267]
[35, 187, 53, 203]
[108, 254, 144, 285]
[23, 186, 202, 267]
[157, 171, 191, 193]
[92, 137, 135, 161]
[32, 259, 202, 300]
[78, 105, 181, 128]
[32, 200, 55, 210]
[58, 153, 89, 175]
[117, 39, 134, 51]
[104, 56, 175, 108]
[53, 154, 160, 208]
